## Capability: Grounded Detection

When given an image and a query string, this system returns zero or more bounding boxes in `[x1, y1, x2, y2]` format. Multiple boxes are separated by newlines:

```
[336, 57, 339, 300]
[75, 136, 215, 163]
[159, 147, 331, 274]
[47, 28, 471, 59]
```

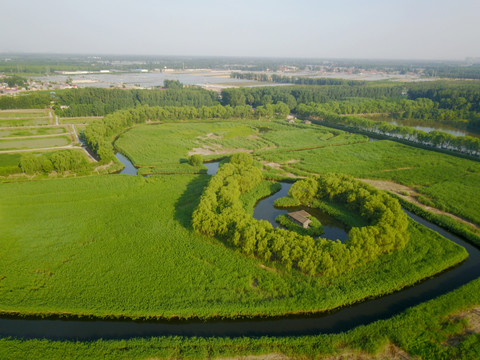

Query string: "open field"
[0, 127, 66, 137]
[115, 120, 367, 170]
[59, 116, 104, 125]
[0, 174, 466, 319]
[258, 140, 480, 226]
[0, 117, 51, 127]
[0, 109, 48, 118]
[0, 135, 71, 150]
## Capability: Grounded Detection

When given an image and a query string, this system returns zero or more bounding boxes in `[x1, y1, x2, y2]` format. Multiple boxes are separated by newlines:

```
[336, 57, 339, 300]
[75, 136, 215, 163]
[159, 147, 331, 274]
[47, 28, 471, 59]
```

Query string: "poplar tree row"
[296, 103, 480, 157]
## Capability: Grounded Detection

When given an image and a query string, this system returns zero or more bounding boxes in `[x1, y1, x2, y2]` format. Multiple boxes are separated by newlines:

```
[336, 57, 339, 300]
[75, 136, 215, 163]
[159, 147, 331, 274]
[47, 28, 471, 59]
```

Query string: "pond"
[115, 153, 137, 175]
[253, 183, 349, 242]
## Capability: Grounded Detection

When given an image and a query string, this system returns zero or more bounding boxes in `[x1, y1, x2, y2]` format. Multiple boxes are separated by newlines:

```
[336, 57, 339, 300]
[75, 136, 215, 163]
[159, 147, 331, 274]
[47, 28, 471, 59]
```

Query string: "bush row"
[19, 150, 90, 174]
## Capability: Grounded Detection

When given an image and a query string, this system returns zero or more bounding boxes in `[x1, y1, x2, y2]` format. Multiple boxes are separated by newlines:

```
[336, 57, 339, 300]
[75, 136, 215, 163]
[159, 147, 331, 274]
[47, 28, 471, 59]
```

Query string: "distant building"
[288, 210, 312, 228]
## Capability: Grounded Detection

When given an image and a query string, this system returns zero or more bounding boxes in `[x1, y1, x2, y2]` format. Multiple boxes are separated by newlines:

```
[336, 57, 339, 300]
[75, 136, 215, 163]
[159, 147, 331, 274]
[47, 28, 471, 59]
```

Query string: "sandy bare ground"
[216, 353, 291, 360]
[359, 178, 480, 232]
[324, 344, 412, 360]
[215, 343, 412, 360]
[261, 161, 283, 169]
[189, 147, 253, 156]
[452, 306, 480, 334]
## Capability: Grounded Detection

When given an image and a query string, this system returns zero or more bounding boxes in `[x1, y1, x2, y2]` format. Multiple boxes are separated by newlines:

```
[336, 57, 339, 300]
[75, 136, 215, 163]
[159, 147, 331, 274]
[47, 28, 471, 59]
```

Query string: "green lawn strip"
[0, 118, 50, 127]
[0, 127, 66, 137]
[258, 140, 480, 225]
[0, 111, 47, 118]
[1, 277, 479, 359]
[59, 117, 104, 125]
[0, 174, 467, 320]
[0, 136, 71, 150]
[0, 153, 22, 176]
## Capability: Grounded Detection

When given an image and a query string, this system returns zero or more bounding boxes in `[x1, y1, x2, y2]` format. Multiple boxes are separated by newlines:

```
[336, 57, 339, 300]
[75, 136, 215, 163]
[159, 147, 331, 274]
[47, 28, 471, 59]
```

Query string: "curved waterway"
[1, 157, 480, 340]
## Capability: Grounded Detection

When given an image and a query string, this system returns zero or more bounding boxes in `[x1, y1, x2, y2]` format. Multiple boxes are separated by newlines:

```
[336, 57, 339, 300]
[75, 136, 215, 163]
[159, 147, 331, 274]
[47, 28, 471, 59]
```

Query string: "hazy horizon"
[2, 0, 479, 61]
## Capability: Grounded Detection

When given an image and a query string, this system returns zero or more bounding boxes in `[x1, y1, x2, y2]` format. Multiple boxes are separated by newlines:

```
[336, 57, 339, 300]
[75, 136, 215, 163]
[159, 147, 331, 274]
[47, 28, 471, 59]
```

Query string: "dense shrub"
[188, 154, 203, 167]
[19, 150, 89, 174]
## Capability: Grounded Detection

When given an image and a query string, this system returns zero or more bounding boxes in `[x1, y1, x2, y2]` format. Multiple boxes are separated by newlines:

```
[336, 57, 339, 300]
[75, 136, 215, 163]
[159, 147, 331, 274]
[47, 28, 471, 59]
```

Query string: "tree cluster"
[192, 156, 410, 276]
[19, 150, 89, 174]
[0, 92, 51, 109]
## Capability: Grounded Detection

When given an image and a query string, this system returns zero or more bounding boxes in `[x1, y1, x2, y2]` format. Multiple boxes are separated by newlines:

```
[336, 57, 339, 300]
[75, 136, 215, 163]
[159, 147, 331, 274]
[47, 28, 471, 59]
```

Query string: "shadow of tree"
[174, 174, 211, 230]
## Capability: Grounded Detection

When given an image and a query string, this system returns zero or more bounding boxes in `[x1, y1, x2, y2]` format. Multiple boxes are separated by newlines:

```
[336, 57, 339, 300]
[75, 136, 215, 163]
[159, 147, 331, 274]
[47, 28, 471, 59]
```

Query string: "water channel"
[1, 154, 479, 340]
[371, 115, 480, 139]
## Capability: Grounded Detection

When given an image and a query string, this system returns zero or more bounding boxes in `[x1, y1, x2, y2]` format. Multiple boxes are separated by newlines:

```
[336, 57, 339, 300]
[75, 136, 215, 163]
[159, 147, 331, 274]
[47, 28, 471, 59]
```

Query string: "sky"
[1, 0, 479, 60]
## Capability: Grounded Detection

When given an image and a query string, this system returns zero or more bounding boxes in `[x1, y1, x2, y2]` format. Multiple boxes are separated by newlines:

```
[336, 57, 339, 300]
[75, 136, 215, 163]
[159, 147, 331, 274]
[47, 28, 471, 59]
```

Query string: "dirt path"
[359, 178, 480, 232]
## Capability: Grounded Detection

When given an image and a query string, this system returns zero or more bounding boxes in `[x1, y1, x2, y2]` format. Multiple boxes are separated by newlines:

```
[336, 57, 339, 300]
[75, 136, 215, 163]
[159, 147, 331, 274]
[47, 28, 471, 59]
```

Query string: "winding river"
[1, 154, 479, 340]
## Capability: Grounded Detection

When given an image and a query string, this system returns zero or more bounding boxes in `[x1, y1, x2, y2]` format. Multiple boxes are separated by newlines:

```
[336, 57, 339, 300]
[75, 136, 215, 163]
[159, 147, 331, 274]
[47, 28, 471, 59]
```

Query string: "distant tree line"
[54, 87, 219, 117]
[297, 103, 480, 157]
[193, 156, 409, 276]
[231, 72, 367, 86]
[301, 97, 477, 125]
[19, 150, 90, 174]
[221, 85, 404, 109]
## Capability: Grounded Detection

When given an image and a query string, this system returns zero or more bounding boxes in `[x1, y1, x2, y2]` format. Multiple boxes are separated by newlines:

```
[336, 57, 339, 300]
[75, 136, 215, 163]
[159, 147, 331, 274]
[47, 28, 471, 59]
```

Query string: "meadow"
[0, 118, 51, 127]
[0, 127, 66, 137]
[0, 173, 466, 320]
[0, 135, 71, 150]
[0, 110, 48, 118]
[114, 120, 367, 172]
[258, 140, 480, 225]
[59, 116, 104, 125]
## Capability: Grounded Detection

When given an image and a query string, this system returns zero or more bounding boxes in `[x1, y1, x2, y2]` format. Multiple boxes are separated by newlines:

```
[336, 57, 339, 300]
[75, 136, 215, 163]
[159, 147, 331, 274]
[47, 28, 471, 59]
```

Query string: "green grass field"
[0, 118, 51, 127]
[59, 116, 104, 125]
[0, 174, 466, 320]
[115, 120, 367, 170]
[0, 127, 66, 137]
[0, 135, 71, 150]
[259, 140, 480, 225]
[0, 110, 48, 118]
